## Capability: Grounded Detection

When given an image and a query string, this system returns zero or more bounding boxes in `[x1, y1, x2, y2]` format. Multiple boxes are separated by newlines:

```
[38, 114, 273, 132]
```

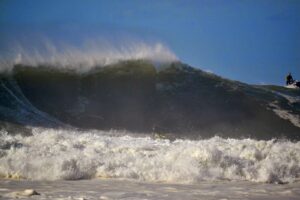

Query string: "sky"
[0, 0, 299, 85]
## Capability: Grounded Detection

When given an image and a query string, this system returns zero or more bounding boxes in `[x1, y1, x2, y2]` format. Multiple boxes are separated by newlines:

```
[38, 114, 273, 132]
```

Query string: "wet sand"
[1, 179, 300, 200]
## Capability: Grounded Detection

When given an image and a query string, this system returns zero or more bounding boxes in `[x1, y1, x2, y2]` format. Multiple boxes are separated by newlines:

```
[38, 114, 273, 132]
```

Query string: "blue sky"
[1, 0, 299, 85]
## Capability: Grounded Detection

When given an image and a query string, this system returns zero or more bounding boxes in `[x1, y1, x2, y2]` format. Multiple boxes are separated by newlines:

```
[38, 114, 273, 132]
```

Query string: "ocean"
[0, 59, 300, 199]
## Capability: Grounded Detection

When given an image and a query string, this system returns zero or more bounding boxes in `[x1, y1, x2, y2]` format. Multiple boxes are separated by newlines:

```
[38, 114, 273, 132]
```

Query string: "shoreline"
[1, 179, 300, 200]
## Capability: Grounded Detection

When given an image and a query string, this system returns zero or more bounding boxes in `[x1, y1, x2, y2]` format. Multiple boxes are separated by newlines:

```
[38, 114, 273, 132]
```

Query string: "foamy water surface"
[0, 128, 299, 184]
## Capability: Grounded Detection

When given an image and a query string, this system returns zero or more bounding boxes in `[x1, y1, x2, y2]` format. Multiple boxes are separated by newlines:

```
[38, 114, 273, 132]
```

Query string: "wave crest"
[0, 40, 178, 72]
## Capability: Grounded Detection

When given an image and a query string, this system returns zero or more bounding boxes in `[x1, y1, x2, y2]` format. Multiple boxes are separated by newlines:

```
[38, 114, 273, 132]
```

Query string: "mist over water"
[0, 38, 178, 72]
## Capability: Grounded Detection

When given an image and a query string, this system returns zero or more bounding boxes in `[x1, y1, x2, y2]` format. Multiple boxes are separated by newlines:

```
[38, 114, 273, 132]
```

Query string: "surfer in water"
[286, 72, 294, 85]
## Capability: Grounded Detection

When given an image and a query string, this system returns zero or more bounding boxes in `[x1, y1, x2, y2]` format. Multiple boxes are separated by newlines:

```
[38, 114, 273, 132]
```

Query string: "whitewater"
[0, 127, 299, 184]
[1, 128, 300, 200]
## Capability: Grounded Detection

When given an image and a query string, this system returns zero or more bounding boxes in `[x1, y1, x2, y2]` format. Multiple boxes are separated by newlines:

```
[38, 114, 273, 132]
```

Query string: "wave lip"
[0, 128, 299, 184]
[1, 41, 178, 72]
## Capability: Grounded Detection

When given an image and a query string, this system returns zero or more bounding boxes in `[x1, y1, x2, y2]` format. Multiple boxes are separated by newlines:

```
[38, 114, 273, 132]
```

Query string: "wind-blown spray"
[0, 39, 178, 72]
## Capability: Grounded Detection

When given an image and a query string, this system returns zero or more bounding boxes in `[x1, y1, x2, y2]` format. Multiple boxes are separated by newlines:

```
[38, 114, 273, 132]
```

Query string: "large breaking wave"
[1, 59, 299, 140]
[1, 41, 300, 185]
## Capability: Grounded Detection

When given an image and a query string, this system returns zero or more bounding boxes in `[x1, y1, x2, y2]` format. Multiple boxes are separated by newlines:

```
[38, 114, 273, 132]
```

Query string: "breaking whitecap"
[0, 127, 299, 184]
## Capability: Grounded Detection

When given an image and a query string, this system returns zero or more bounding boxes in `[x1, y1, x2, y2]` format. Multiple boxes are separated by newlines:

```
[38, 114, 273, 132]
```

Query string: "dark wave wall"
[1, 60, 300, 140]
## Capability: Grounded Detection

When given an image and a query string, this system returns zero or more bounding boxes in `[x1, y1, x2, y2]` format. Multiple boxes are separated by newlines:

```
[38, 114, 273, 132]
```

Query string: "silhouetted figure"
[286, 73, 294, 85]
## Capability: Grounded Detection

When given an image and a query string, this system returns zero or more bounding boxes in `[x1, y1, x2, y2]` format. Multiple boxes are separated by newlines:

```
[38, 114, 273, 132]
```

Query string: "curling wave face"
[1, 60, 300, 140]
[0, 128, 299, 184]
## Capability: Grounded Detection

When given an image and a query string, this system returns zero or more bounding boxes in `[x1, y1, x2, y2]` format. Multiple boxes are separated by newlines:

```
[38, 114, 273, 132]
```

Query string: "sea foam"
[0, 128, 299, 184]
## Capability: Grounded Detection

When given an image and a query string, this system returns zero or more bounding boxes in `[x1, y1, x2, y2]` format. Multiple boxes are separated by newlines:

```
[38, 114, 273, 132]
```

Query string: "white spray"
[0, 39, 178, 72]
